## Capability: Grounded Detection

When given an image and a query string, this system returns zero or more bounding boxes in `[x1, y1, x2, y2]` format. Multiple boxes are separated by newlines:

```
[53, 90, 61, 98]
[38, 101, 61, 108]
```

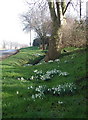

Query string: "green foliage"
[1, 47, 87, 118]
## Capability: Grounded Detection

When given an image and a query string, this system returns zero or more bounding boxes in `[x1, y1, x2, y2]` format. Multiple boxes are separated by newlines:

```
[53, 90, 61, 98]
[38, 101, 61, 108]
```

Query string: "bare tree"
[21, 0, 86, 61]
[44, 0, 72, 61]
[21, 2, 51, 50]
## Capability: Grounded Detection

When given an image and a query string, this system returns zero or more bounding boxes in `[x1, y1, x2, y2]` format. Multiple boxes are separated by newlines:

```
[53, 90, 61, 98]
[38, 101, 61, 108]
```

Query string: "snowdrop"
[48, 83, 77, 96]
[58, 101, 63, 104]
[59, 72, 69, 76]
[55, 59, 60, 62]
[28, 86, 33, 89]
[21, 77, 24, 80]
[48, 60, 53, 63]
[28, 87, 30, 89]
[36, 63, 42, 65]
[34, 70, 38, 73]
[30, 76, 34, 80]
[32, 95, 35, 99]
[30, 86, 33, 89]
[30, 83, 76, 100]
[16, 91, 19, 94]
[24, 64, 32, 67]
[64, 60, 68, 63]
[17, 78, 20, 80]
[30, 69, 69, 81]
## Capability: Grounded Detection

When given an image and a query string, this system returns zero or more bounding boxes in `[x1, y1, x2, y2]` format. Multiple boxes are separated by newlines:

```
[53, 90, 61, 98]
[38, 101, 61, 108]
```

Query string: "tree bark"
[44, 23, 62, 61]
[45, 0, 63, 61]
[45, 0, 69, 61]
[42, 38, 45, 50]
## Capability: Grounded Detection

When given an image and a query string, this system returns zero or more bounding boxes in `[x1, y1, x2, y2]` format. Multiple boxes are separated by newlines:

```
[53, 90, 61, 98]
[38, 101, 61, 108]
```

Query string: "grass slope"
[1, 47, 88, 118]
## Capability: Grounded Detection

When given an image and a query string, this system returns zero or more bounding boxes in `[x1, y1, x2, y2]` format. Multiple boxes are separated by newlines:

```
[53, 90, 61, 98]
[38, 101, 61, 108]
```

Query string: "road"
[0, 49, 19, 60]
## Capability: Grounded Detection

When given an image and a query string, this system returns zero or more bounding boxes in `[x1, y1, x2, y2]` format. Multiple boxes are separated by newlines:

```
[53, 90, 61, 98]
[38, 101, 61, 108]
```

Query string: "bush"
[62, 19, 86, 48]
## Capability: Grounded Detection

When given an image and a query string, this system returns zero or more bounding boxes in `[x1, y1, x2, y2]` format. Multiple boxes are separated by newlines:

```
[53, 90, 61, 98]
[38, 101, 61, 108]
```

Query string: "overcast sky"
[0, 0, 36, 46]
[0, 0, 87, 47]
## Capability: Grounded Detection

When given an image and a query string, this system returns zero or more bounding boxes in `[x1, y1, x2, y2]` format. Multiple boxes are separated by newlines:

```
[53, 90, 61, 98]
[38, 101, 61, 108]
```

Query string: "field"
[1, 47, 88, 118]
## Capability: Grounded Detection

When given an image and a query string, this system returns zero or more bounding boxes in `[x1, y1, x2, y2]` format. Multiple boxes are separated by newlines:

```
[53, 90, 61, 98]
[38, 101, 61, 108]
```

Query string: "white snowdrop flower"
[58, 101, 63, 104]
[17, 78, 20, 80]
[64, 89, 65, 91]
[34, 70, 38, 73]
[35, 87, 38, 91]
[61, 72, 69, 76]
[48, 89, 50, 91]
[55, 59, 60, 62]
[30, 86, 33, 89]
[21, 77, 24, 80]
[55, 88, 57, 91]
[39, 95, 41, 98]
[37, 63, 42, 65]
[28, 87, 30, 89]
[48, 60, 53, 63]
[32, 95, 35, 99]
[24, 64, 32, 66]
[52, 87, 54, 90]
[35, 94, 38, 98]
[30, 76, 34, 80]
[28, 64, 32, 66]
[64, 60, 68, 63]
[16, 91, 19, 94]
[38, 86, 41, 88]
[71, 56, 74, 59]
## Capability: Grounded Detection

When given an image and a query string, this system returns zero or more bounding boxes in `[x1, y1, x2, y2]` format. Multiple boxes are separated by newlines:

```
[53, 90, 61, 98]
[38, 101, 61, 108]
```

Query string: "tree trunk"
[45, 0, 64, 61]
[44, 25, 62, 61]
[42, 38, 45, 50]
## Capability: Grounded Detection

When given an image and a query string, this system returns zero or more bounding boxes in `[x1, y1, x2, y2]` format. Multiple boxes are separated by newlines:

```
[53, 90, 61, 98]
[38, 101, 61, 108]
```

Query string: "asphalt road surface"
[0, 49, 19, 60]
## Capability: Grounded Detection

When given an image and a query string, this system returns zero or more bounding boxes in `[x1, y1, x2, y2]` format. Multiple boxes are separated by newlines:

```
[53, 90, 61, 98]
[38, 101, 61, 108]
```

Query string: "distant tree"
[33, 36, 49, 49]
[21, 2, 51, 50]
[2, 40, 7, 49]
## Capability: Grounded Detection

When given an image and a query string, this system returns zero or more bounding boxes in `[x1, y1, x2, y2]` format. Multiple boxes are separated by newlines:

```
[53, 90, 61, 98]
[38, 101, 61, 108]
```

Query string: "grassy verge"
[1, 46, 88, 118]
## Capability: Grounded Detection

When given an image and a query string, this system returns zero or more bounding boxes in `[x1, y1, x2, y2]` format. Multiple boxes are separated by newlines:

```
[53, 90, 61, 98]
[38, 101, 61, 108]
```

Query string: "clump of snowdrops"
[28, 83, 77, 100]
[30, 69, 69, 81]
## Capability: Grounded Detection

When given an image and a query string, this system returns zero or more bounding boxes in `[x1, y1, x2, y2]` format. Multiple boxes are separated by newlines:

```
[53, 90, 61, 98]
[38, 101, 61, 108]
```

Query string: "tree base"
[44, 48, 61, 62]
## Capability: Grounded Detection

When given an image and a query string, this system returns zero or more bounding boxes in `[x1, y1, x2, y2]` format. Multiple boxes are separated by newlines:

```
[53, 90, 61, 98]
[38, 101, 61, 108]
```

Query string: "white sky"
[0, 0, 36, 46]
[0, 0, 87, 47]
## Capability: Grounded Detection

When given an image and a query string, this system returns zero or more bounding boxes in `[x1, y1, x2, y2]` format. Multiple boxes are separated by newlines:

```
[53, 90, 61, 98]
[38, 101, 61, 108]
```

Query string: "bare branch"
[63, 0, 72, 15]
[48, 1, 57, 21]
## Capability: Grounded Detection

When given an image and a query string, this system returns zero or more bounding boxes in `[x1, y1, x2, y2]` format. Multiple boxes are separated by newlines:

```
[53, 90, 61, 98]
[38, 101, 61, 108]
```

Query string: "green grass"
[1, 46, 88, 118]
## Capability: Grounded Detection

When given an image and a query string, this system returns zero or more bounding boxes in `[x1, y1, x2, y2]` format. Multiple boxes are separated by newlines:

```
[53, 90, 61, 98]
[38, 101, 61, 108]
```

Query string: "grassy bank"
[1, 47, 87, 118]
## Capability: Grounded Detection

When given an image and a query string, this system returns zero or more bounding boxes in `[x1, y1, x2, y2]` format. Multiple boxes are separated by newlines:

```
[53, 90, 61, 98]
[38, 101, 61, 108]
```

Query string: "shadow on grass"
[60, 47, 87, 58]
[27, 55, 45, 65]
